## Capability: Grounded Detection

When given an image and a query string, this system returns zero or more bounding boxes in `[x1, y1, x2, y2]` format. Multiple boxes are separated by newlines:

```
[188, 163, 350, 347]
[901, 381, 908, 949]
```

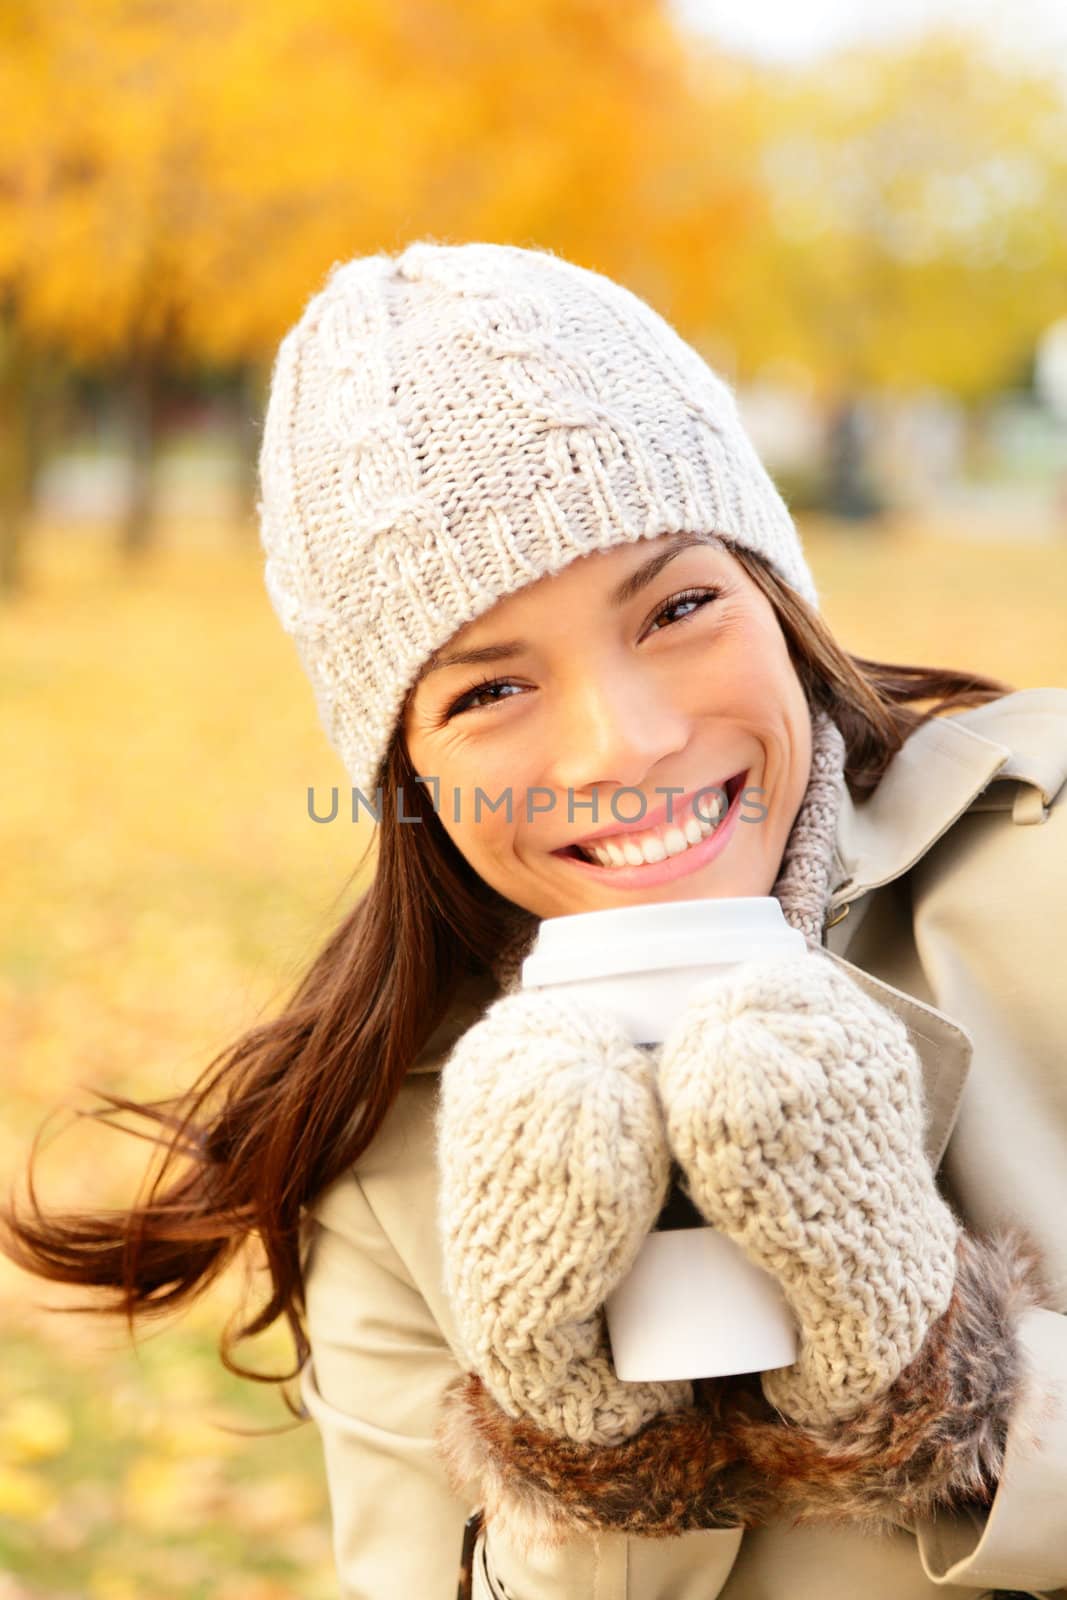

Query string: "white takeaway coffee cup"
[520, 897, 804, 1382]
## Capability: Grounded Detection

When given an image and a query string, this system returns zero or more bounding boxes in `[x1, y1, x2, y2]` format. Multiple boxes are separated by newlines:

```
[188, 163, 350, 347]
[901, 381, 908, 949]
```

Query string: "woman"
[4, 240, 1067, 1600]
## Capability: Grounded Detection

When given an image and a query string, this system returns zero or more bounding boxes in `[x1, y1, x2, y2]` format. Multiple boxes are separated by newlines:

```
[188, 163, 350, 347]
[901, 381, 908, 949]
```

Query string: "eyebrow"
[413, 532, 720, 686]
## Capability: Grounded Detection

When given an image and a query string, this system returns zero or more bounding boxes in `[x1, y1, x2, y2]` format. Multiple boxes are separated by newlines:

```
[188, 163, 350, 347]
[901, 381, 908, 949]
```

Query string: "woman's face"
[401, 531, 813, 921]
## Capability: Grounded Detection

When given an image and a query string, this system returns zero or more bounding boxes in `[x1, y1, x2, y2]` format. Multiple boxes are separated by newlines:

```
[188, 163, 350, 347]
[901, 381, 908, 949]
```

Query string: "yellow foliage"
[154, 1411, 243, 1458]
[0, 1465, 55, 1522]
[726, 29, 1067, 396]
[0, 1394, 73, 1462]
[0, 0, 761, 364]
[219, 1470, 323, 1533]
[214, 1581, 305, 1600]
[121, 1451, 227, 1532]
[2, 5, 1064, 398]
[87, 1569, 141, 1600]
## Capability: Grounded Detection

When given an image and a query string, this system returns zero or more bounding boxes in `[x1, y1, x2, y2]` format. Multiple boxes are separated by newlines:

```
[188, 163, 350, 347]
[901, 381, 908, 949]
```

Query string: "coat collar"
[829, 687, 1067, 912]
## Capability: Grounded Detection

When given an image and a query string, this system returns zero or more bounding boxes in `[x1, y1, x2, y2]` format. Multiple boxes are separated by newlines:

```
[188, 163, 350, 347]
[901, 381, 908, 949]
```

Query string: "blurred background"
[2, 1, 1066, 1595]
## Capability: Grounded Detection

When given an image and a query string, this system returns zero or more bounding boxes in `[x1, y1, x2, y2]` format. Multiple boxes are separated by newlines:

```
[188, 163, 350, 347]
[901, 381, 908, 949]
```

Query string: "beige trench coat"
[297, 686, 1067, 1599]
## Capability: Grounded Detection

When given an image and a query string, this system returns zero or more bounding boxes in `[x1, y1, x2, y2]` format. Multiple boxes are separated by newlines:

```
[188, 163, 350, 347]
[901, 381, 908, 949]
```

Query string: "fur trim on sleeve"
[733, 1227, 1047, 1534]
[434, 1367, 777, 1556]
[434, 1229, 1046, 1555]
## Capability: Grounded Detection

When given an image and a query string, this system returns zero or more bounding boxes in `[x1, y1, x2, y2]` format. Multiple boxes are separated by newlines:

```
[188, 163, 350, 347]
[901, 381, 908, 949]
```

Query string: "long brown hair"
[0, 544, 1013, 1416]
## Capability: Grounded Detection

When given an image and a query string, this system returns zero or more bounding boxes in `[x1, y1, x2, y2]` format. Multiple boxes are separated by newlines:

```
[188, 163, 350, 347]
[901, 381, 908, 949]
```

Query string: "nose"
[545, 664, 690, 795]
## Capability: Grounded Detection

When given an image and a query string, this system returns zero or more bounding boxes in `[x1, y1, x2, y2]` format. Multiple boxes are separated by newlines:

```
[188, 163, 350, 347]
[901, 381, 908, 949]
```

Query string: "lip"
[551, 771, 748, 889]
[559, 771, 746, 850]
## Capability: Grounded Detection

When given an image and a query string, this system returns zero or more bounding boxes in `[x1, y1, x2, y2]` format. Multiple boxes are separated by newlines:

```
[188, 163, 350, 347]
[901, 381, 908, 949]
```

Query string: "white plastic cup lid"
[521, 896, 802, 988]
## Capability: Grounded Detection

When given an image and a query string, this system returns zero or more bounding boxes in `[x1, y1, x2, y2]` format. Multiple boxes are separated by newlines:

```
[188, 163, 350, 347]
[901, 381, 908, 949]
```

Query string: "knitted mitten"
[436, 985, 693, 1446]
[656, 948, 962, 1428]
[433, 985, 795, 1555]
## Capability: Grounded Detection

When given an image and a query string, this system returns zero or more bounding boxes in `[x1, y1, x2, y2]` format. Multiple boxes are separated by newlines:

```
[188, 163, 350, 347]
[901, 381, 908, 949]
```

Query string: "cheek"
[742, 618, 807, 733]
[414, 723, 541, 834]
[440, 793, 518, 869]
[773, 686, 813, 820]
[724, 645, 808, 798]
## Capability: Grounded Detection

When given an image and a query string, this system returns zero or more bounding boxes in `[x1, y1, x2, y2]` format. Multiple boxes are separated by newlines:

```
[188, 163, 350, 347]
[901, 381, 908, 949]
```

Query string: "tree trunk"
[961, 399, 996, 482]
[824, 392, 883, 521]
[0, 321, 41, 596]
[120, 347, 165, 559]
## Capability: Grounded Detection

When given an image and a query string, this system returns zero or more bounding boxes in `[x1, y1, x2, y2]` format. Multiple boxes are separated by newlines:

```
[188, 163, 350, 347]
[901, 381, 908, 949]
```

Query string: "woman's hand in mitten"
[436, 986, 692, 1447]
[434, 988, 799, 1554]
[653, 948, 1048, 1528]
[655, 950, 962, 1429]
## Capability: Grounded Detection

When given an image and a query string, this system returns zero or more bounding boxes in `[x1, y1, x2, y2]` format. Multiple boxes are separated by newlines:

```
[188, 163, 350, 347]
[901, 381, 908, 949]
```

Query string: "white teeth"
[577, 782, 736, 869]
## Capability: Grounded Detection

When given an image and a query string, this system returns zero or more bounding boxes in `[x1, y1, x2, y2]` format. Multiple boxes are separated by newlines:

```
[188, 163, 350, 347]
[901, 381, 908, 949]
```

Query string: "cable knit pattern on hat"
[257, 240, 819, 800]
[436, 986, 693, 1446]
[656, 950, 962, 1426]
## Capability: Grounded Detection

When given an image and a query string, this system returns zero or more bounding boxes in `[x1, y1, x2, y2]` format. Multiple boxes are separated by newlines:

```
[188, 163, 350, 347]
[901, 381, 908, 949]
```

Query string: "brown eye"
[443, 675, 522, 720]
[645, 586, 722, 635]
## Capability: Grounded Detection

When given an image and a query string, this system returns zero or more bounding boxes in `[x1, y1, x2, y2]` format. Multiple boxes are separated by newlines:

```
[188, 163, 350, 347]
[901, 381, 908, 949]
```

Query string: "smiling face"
[400, 531, 813, 921]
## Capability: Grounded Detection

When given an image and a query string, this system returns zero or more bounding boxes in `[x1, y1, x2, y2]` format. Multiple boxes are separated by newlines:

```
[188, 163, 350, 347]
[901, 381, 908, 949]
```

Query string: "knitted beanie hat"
[257, 239, 821, 800]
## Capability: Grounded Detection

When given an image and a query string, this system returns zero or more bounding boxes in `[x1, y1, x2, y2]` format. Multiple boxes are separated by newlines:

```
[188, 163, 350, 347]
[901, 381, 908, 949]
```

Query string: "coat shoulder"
[833, 687, 1067, 900]
[909, 687, 1067, 913]
[941, 686, 1067, 815]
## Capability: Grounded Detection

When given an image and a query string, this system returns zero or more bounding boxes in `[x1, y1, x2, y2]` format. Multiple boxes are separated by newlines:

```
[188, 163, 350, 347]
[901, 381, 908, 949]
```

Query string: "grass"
[1, 511, 1065, 1596]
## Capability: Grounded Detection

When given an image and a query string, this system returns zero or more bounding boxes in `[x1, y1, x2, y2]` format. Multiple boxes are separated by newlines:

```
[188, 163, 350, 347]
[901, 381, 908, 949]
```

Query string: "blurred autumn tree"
[723, 29, 1067, 400]
[0, 0, 761, 588]
[1, 6, 1065, 589]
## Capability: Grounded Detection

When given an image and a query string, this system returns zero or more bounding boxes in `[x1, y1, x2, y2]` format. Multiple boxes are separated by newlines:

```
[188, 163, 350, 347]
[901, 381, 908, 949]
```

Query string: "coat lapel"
[828, 686, 1067, 914]
[822, 708, 1010, 1168]
[824, 688, 1067, 1167]
[827, 712, 1011, 915]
